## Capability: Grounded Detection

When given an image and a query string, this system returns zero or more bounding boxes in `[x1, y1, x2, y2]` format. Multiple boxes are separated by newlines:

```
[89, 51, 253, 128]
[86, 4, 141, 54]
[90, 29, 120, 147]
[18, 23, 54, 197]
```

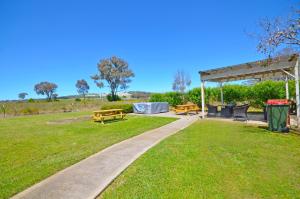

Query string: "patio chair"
[233, 104, 250, 121]
[207, 104, 218, 117]
[221, 105, 234, 118]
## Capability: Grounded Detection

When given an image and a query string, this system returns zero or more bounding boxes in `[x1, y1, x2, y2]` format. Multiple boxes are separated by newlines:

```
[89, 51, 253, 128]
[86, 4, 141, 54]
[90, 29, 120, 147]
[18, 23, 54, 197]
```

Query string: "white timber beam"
[281, 69, 295, 78]
[201, 80, 205, 119]
[295, 58, 300, 126]
[285, 76, 289, 100]
[220, 82, 224, 105]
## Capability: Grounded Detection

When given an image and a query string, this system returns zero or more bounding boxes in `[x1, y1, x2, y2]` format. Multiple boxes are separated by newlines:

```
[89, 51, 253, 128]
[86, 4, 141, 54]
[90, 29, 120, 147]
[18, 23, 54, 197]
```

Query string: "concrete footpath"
[12, 115, 198, 199]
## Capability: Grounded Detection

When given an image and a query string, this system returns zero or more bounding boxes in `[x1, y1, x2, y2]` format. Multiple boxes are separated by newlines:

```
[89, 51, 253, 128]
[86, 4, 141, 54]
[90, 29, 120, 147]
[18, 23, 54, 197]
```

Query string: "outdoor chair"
[207, 104, 218, 117]
[233, 104, 250, 121]
[221, 105, 234, 118]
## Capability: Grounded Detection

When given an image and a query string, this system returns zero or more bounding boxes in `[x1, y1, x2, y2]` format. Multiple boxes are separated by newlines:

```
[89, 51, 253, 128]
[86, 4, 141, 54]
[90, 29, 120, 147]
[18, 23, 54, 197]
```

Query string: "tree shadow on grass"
[47, 116, 91, 125]
[257, 125, 300, 136]
[95, 118, 128, 125]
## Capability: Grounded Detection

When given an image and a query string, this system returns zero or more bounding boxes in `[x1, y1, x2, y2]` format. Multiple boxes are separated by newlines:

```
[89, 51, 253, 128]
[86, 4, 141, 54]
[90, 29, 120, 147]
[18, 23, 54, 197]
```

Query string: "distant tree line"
[15, 56, 135, 102]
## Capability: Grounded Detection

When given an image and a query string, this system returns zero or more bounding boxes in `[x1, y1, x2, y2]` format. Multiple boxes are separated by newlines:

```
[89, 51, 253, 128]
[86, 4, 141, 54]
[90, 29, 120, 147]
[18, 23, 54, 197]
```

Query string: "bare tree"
[256, 9, 300, 56]
[172, 70, 191, 93]
[34, 82, 58, 101]
[76, 79, 90, 99]
[274, 47, 299, 57]
[91, 56, 134, 101]
[18, 92, 28, 100]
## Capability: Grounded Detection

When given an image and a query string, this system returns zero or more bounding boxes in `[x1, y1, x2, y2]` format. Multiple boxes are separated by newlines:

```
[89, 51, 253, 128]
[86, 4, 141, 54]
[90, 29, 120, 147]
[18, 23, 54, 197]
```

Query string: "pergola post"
[201, 80, 205, 119]
[220, 82, 224, 105]
[285, 76, 289, 100]
[295, 58, 300, 126]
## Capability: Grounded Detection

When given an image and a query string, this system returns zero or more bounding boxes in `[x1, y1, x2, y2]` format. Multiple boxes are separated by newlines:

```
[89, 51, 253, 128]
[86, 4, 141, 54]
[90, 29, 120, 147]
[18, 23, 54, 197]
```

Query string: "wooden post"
[295, 58, 300, 126]
[201, 80, 205, 119]
[285, 76, 289, 100]
[220, 82, 224, 105]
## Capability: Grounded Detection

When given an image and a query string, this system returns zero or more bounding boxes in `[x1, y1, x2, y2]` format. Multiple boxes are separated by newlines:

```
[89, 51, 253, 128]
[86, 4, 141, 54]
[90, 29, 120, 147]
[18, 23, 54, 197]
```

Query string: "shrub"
[187, 87, 220, 106]
[149, 92, 184, 106]
[187, 88, 201, 106]
[107, 94, 121, 102]
[250, 80, 286, 107]
[62, 106, 70, 112]
[75, 98, 81, 102]
[149, 93, 166, 102]
[28, 98, 35, 103]
[152, 80, 297, 109]
[222, 85, 248, 104]
[205, 87, 220, 103]
[101, 103, 133, 113]
[164, 92, 184, 106]
[20, 107, 39, 115]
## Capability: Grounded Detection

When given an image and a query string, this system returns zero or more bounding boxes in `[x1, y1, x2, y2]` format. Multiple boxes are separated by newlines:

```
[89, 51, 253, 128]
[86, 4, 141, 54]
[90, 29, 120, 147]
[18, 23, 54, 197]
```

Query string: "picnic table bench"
[174, 104, 200, 115]
[93, 109, 126, 124]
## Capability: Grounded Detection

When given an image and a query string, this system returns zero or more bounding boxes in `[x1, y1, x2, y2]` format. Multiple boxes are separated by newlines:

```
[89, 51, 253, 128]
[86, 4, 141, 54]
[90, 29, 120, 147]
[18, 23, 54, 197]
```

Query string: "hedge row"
[149, 80, 296, 108]
[149, 92, 184, 107]
[101, 103, 133, 113]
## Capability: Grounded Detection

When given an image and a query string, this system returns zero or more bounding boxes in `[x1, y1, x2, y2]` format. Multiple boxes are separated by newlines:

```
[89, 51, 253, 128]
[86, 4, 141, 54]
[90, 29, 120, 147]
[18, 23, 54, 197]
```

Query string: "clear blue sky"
[0, 0, 298, 100]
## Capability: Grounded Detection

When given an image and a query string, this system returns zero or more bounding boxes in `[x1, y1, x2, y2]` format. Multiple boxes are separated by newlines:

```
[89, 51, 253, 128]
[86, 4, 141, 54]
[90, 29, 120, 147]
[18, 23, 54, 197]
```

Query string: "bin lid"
[267, 99, 289, 105]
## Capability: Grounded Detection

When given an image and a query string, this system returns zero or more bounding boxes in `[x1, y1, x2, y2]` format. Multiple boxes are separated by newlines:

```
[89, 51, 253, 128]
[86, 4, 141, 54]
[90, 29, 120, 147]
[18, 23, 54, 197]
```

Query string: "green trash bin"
[267, 104, 289, 132]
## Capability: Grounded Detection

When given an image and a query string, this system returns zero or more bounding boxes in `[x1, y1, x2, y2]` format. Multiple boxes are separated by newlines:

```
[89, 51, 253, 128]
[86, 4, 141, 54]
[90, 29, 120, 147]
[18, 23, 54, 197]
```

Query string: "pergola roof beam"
[281, 69, 295, 78]
[199, 55, 297, 82]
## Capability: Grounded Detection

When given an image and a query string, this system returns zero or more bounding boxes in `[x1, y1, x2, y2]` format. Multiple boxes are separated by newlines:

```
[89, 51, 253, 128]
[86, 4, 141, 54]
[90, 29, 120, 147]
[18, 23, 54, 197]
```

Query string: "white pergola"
[199, 54, 300, 124]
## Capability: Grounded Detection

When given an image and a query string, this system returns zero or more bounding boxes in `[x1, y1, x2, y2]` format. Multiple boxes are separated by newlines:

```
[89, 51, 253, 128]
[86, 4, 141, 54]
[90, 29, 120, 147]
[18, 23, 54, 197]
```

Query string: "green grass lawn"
[101, 120, 300, 199]
[0, 112, 176, 199]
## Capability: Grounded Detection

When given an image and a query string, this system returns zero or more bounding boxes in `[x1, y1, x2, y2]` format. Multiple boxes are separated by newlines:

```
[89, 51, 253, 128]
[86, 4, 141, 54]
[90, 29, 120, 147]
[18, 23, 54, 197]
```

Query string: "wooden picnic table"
[93, 109, 125, 123]
[174, 104, 200, 115]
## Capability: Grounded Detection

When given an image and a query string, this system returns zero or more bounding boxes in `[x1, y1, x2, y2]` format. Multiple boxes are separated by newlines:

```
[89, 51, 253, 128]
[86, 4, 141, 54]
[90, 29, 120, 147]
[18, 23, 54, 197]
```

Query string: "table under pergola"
[199, 54, 300, 125]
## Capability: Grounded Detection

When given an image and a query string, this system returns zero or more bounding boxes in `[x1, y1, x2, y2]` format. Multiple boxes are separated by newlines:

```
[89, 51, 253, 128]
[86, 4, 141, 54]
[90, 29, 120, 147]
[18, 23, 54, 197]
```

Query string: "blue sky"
[0, 0, 298, 100]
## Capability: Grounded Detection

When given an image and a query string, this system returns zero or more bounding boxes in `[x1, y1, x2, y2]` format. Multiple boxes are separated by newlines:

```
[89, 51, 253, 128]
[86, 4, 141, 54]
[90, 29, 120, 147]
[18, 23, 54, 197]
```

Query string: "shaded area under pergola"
[199, 54, 300, 124]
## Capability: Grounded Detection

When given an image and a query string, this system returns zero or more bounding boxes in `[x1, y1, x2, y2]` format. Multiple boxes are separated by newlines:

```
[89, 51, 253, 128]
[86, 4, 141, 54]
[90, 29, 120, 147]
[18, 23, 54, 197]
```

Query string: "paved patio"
[131, 111, 270, 126]
[12, 115, 198, 199]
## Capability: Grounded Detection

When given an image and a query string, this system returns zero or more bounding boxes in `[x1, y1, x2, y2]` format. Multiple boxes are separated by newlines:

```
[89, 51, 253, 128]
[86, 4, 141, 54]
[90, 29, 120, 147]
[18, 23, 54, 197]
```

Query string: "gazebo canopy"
[198, 54, 300, 124]
[199, 55, 298, 82]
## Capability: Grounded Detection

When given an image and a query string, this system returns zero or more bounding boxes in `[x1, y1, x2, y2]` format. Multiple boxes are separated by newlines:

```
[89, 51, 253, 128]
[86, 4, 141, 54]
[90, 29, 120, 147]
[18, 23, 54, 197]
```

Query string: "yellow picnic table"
[92, 109, 126, 124]
[174, 104, 200, 115]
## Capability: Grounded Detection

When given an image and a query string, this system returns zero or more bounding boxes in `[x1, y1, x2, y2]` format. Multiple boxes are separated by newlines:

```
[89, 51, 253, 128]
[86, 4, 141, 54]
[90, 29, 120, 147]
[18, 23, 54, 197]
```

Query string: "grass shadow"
[95, 118, 128, 124]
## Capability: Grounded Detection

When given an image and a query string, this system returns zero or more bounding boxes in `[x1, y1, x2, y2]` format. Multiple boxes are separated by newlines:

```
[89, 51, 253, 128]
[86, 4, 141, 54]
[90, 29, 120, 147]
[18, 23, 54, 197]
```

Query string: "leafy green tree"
[76, 79, 90, 99]
[34, 82, 58, 101]
[18, 92, 28, 100]
[106, 94, 121, 101]
[91, 56, 134, 101]
[52, 93, 58, 101]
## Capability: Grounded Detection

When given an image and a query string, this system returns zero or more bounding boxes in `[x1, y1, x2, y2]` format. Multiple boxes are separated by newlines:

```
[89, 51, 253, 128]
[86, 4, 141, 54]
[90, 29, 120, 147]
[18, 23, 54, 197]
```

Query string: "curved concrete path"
[12, 115, 198, 199]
